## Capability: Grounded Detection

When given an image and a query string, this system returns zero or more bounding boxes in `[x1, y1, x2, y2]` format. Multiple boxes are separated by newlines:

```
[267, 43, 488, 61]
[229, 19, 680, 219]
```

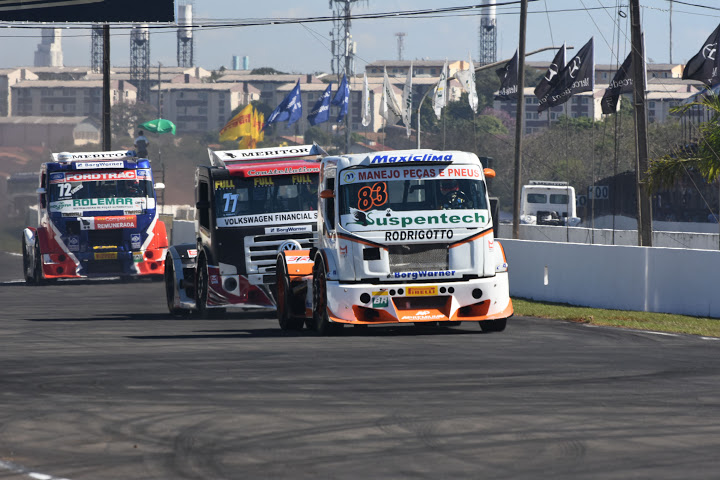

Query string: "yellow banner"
[219, 104, 253, 142]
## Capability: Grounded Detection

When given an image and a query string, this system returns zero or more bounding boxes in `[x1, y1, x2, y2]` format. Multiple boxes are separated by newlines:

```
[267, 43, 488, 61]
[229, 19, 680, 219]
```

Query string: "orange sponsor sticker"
[406, 286, 438, 296]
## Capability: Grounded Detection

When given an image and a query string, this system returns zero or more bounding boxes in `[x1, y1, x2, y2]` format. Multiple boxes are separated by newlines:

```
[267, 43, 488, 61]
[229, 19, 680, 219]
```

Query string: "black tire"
[22, 234, 34, 285]
[276, 257, 304, 331]
[165, 260, 189, 316]
[312, 258, 342, 335]
[479, 318, 507, 333]
[32, 241, 45, 285]
[196, 256, 210, 319]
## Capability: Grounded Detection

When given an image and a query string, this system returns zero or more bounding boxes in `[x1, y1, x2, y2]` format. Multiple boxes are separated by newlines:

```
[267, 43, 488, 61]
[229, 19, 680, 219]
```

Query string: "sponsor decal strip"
[217, 211, 317, 227]
[51, 170, 139, 183]
[389, 270, 458, 280]
[343, 210, 487, 231]
[341, 165, 483, 184]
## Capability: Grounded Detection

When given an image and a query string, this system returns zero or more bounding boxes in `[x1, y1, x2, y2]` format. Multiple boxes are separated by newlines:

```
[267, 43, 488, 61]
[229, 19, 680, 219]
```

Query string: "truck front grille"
[88, 229, 124, 247]
[244, 232, 315, 280]
[388, 244, 448, 272]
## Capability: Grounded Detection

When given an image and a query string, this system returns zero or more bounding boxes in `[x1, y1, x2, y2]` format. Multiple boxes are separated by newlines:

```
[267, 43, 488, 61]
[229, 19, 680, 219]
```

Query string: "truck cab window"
[198, 180, 210, 230]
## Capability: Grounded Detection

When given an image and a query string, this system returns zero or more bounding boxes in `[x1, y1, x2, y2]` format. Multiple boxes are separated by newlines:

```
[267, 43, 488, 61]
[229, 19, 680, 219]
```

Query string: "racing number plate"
[406, 286, 438, 296]
[94, 252, 117, 260]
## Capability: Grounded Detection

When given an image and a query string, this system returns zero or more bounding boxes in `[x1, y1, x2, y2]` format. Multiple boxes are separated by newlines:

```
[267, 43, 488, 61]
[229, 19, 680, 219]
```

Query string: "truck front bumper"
[324, 272, 512, 325]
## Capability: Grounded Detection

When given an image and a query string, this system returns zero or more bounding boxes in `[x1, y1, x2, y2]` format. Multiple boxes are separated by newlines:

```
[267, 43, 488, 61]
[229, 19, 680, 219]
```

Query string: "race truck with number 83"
[275, 148, 513, 334]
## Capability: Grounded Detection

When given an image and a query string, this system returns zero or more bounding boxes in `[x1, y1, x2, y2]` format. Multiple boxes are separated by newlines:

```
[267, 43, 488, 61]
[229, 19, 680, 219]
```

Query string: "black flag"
[538, 38, 594, 113]
[496, 50, 519, 100]
[534, 43, 566, 111]
[601, 52, 634, 115]
[682, 23, 720, 87]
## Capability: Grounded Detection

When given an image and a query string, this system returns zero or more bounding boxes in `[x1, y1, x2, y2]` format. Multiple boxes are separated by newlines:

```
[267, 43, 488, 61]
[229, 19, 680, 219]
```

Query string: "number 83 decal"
[358, 182, 388, 211]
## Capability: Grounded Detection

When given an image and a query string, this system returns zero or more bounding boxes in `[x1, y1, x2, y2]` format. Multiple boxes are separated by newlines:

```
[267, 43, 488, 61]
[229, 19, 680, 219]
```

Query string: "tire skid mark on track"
[0, 459, 72, 480]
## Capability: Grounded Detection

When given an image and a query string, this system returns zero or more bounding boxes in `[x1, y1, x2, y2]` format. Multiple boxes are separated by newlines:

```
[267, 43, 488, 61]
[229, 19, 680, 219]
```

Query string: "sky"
[0, 0, 719, 72]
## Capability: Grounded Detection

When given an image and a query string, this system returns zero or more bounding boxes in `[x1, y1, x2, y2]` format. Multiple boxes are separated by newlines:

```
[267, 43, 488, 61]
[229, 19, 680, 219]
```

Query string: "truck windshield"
[214, 173, 319, 219]
[339, 170, 487, 215]
[48, 169, 154, 213]
[338, 165, 490, 231]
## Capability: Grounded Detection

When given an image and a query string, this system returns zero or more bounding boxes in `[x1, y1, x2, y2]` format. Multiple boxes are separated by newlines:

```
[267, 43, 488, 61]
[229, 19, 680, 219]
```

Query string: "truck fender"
[493, 240, 509, 273]
[34, 226, 51, 252]
[316, 247, 339, 280]
[165, 244, 197, 311]
[170, 243, 199, 266]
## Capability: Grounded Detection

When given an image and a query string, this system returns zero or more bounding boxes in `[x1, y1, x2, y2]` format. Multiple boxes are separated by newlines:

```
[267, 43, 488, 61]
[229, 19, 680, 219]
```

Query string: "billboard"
[0, 0, 174, 22]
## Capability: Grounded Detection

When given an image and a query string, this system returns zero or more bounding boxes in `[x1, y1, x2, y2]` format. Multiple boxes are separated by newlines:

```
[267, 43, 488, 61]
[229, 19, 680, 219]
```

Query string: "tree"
[251, 67, 286, 75]
[648, 94, 720, 191]
[205, 66, 227, 83]
[111, 101, 157, 139]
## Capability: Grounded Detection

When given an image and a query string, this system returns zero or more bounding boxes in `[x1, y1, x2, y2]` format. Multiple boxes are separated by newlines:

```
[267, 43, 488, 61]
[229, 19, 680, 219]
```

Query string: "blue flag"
[307, 83, 332, 126]
[264, 80, 303, 128]
[331, 73, 349, 122]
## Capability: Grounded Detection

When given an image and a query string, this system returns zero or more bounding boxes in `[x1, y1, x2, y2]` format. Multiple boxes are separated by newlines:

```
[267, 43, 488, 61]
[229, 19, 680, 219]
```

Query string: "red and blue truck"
[22, 150, 168, 283]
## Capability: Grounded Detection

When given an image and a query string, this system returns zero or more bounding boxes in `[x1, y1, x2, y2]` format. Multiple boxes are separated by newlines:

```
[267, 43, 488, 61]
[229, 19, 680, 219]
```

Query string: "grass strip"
[513, 297, 720, 338]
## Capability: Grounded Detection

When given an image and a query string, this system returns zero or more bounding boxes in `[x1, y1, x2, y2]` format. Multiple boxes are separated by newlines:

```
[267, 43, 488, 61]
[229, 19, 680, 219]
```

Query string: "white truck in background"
[520, 181, 580, 226]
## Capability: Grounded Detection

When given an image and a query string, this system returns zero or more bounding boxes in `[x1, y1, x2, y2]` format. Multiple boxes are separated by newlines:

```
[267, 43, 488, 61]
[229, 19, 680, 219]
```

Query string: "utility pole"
[343, 0, 352, 153]
[630, 0, 652, 246]
[330, 0, 365, 153]
[669, 0, 673, 64]
[102, 24, 111, 151]
[512, 0, 528, 239]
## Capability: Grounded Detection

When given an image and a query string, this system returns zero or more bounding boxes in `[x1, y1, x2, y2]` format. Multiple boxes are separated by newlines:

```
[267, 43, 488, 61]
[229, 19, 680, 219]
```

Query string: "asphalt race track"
[1, 250, 720, 479]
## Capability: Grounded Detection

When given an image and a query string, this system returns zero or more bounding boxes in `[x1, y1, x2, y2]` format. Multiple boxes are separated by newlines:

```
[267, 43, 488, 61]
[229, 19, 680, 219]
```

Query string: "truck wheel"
[165, 261, 188, 316]
[276, 257, 304, 331]
[22, 234, 34, 285]
[32, 241, 45, 285]
[312, 258, 342, 336]
[196, 257, 210, 319]
[479, 318, 507, 333]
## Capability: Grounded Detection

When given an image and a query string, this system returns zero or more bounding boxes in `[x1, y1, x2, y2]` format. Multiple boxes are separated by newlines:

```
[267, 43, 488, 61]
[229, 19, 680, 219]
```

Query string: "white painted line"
[0, 460, 71, 480]
[581, 322, 720, 340]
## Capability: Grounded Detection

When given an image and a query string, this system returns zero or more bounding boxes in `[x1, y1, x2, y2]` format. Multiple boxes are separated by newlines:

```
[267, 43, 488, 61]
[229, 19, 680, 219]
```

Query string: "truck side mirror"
[154, 182, 165, 190]
[483, 168, 496, 179]
[320, 189, 334, 199]
[37, 187, 46, 208]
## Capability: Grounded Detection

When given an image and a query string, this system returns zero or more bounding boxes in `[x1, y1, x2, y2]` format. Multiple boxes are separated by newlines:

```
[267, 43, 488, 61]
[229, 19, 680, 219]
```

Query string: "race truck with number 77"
[164, 144, 325, 317]
[275, 149, 513, 334]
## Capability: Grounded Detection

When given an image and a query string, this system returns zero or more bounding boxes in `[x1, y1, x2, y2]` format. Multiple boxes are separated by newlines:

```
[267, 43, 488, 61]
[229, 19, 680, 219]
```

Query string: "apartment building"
[0, 68, 38, 116]
[11, 80, 136, 117]
[151, 81, 259, 133]
[493, 87, 603, 134]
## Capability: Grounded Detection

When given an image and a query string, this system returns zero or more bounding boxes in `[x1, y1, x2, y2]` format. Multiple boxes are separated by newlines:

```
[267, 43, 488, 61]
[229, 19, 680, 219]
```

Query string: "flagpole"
[512, 0, 528, 240]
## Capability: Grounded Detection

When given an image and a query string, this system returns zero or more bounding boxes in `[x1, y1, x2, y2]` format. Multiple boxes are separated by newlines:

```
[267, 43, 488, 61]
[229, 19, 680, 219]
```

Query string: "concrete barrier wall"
[497, 223, 720, 250]
[501, 239, 720, 318]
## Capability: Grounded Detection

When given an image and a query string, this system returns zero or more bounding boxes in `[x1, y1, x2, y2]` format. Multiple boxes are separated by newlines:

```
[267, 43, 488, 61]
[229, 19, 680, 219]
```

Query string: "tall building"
[34, 28, 63, 67]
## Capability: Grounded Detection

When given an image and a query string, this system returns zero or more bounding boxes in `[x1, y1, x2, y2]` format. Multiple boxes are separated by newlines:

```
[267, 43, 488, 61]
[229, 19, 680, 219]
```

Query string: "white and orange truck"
[275, 149, 513, 334]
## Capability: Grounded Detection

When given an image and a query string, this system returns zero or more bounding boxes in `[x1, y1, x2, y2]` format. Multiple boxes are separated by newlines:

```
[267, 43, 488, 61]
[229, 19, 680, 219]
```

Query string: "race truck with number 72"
[22, 150, 168, 283]
[275, 148, 513, 334]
